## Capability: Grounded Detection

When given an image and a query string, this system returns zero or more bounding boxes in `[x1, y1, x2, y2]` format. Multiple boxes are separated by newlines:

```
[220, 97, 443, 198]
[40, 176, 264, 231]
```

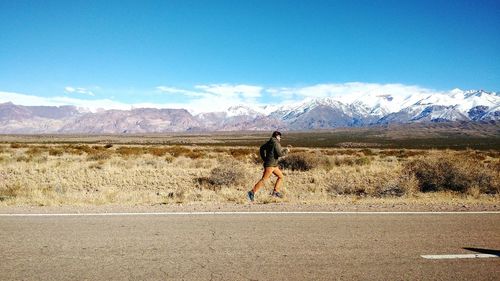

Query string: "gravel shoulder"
[0, 199, 498, 214]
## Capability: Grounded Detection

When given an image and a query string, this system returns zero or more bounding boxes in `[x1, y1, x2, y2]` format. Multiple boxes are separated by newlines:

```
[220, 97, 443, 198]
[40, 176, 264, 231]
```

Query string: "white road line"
[0, 211, 499, 217]
[421, 254, 499, 259]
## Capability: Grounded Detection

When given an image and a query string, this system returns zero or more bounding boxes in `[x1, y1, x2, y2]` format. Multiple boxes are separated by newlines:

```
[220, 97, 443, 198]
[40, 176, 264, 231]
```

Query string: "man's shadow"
[463, 247, 500, 256]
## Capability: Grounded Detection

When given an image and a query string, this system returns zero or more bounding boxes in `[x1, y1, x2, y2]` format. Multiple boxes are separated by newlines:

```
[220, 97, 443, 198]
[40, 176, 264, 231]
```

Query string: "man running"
[247, 131, 290, 202]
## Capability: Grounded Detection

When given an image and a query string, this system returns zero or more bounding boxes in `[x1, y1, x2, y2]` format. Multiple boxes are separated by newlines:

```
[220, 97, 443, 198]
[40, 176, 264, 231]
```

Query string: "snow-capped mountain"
[0, 90, 498, 133]
[265, 89, 499, 126]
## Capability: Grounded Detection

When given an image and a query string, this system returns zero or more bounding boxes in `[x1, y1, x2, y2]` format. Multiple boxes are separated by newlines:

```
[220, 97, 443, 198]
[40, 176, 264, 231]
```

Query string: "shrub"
[116, 146, 144, 157]
[360, 148, 375, 156]
[25, 147, 43, 157]
[91, 145, 106, 150]
[379, 149, 427, 159]
[16, 155, 31, 162]
[197, 161, 246, 190]
[167, 146, 192, 157]
[334, 156, 370, 166]
[279, 152, 320, 171]
[164, 154, 175, 163]
[229, 148, 254, 160]
[48, 148, 64, 156]
[213, 148, 227, 153]
[404, 150, 427, 158]
[0, 183, 23, 199]
[74, 145, 94, 153]
[249, 153, 261, 165]
[335, 149, 359, 156]
[328, 182, 368, 196]
[10, 143, 27, 149]
[86, 151, 112, 161]
[184, 149, 205, 159]
[88, 160, 106, 169]
[403, 154, 499, 194]
[354, 156, 371, 166]
[62, 145, 83, 155]
[148, 147, 169, 157]
[485, 150, 500, 159]
[327, 170, 410, 197]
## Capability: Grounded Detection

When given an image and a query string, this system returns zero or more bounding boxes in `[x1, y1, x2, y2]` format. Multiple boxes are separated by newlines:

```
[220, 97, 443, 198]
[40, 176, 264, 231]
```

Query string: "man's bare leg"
[272, 167, 284, 193]
[252, 167, 274, 194]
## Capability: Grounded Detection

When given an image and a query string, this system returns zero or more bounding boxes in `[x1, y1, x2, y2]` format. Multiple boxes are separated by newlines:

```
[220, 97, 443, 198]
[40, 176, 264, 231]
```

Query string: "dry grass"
[0, 143, 498, 206]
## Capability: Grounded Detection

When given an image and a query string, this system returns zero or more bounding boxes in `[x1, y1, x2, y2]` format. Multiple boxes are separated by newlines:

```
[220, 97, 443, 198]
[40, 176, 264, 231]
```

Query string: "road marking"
[0, 211, 499, 217]
[421, 254, 499, 259]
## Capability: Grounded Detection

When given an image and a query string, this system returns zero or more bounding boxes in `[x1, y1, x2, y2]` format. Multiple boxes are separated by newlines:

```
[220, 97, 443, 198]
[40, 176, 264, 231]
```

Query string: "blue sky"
[0, 0, 499, 112]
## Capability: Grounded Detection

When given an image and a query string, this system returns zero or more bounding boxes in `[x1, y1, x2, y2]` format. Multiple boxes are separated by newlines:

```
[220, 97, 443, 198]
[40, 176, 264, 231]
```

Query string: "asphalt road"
[1, 213, 499, 280]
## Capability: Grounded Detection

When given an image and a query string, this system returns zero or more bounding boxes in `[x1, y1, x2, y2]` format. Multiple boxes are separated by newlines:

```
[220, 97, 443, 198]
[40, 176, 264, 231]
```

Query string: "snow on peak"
[225, 105, 263, 117]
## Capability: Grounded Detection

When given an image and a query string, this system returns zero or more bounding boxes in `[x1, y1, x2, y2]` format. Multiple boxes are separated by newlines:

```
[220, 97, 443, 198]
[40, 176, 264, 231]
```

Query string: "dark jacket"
[260, 137, 288, 167]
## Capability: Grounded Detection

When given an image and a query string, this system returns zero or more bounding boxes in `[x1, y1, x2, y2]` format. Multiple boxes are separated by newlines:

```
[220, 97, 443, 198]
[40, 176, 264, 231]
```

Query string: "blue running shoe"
[271, 191, 283, 198]
[247, 191, 255, 202]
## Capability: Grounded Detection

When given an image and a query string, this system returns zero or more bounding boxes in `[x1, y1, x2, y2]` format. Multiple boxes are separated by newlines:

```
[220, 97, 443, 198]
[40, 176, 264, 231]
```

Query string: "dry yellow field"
[0, 143, 498, 207]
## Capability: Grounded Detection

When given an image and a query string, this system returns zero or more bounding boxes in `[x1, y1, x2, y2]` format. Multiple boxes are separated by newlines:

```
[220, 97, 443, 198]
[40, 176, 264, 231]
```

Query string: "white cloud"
[195, 84, 263, 98]
[156, 86, 208, 97]
[154, 84, 265, 113]
[270, 82, 442, 102]
[64, 86, 95, 96]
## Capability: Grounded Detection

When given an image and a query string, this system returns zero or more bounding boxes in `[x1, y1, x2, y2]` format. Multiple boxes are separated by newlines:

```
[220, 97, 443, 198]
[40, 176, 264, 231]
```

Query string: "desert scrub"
[183, 149, 206, 159]
[10, 143, 28, 149]
[279, 152, 322, 171]
[404, 153, 499, 194]
[360, 148, 375, 156]
[197, 161, 247, 190]
[147, 147, 169, 157]
[0, 182, 23, 200]
[25, 147, 43, 157]
[86, 150, 113, 161]
[48, 147, 64, 156]
[148, 146, 207, 159]
[167, 145, 191, 157]
[64, 144, 94, 154]
[327, 167, 413, 197]
[355, 156, 371, 165]
[485, 150, 500, 159]
[228, 148, 254, 160]
[332, 155, 371, 166]
[379, 149, 427, 159]
[116, 146, 145, 157]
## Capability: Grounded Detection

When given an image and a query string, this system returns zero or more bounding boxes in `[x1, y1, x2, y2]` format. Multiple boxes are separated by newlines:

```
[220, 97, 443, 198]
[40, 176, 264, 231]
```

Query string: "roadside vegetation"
[0, 143, 498, 206]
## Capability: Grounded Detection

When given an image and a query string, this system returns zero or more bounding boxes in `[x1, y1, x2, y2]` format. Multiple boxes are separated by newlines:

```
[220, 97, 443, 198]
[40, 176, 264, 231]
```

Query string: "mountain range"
[0, 89, 498, 133]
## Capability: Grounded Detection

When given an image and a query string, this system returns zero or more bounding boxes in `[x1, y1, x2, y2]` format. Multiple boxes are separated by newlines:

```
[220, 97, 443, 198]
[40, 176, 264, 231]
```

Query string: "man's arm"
[273, 139, 288, 157]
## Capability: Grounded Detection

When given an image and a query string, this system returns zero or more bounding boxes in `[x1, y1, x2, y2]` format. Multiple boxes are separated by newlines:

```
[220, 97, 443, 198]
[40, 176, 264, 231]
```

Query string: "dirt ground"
[1, 199, 498, 214]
